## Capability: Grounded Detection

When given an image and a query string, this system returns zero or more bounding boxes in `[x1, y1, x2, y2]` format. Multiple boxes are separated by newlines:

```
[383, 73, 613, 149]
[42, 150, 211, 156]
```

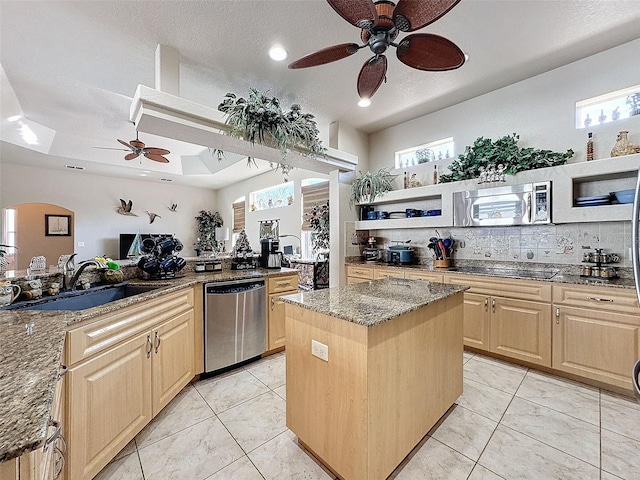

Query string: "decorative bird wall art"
[116, 199, 137, 216]
[146, 211, 161, 224]
[168, 203, 178, 212]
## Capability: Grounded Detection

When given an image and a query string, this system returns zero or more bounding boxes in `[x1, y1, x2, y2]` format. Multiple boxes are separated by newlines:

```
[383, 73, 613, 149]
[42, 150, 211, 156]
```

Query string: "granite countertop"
[345, 259, 636, 289]
[0, 267, 297, 463]
[281, 278, 468, 327]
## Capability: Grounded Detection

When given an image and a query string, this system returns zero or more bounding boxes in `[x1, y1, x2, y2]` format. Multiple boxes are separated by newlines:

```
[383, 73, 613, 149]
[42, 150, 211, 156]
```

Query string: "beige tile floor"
[94, 351, 640, 480]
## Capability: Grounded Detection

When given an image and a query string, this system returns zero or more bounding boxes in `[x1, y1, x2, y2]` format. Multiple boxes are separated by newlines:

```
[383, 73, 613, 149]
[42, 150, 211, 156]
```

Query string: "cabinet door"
[553, 306, 640, 390]
[463, 293, 490, 351]
[152, 310, 195, 416]
[346, 266, 374, 280]
[268, 291, 294, 350]
[347, 277, 372, 285]
[491, 298, 551, 367]
[67, 332, 152, 480]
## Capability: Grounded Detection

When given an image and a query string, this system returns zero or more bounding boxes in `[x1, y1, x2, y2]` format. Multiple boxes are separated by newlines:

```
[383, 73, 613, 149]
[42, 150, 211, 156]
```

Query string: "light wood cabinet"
[266, 273, 298, 352]
[373, 267, 404, 279]
[552, 284, 640, 390]
[1, 369, 66, 480]
[444, 274, 552, 366]
[404, 270, 444, 282]
[346, 265, 374, 280]
[461, 292, 490, 350]
[64, 287, 195, 480]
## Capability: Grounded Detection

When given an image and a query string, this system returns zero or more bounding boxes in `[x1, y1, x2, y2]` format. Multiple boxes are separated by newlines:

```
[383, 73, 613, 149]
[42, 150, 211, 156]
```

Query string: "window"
[231, 198, 245, 247]
[249, 183, 294, 211]
[301, 181, 329, 230]
[2, 208, 17, 268]
[576, 84, 640, 129]
[395, 137, 454, 169]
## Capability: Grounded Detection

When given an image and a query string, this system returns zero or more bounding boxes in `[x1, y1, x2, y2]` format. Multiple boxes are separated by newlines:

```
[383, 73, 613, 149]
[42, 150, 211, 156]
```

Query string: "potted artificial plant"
[350, 168, 398, 206]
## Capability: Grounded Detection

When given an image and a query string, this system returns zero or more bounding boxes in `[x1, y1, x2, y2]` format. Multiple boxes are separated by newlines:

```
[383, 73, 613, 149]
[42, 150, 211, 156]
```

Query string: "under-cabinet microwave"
[453, 181, 551, 227]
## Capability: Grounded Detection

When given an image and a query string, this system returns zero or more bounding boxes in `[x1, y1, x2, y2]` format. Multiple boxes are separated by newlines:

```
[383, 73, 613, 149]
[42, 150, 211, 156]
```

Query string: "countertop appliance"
[631, 167, 640, 402]
[386, 241, 415, 265]
[453, 181, 551, 227]
[204, 278, 266, 373]
[260, 238, 281, 269]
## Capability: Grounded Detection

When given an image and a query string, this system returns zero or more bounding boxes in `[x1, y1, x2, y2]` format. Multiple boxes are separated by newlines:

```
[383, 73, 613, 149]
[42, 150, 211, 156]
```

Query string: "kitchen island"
[281, 278, 468, 480]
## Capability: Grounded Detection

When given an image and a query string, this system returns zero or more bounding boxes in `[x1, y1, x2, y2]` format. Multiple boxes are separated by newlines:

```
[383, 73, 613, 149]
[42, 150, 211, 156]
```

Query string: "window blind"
[301, 182, 329, 230]
[232, 200, 245, 233]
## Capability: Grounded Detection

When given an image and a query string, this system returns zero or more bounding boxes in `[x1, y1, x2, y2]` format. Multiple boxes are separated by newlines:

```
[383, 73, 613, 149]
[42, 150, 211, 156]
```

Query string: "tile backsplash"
[368, 221, 633, 268]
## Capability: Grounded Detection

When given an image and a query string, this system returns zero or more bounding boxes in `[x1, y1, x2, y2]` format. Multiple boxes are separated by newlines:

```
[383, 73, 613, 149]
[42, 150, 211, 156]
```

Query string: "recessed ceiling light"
[269, 45, 288, 61]
[139, 173, 148, 177]
[358, 98, 371, 108]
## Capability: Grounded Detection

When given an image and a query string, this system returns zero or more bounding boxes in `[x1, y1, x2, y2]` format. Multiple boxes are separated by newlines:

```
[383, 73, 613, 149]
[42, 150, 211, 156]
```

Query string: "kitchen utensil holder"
[434, 259, 451, 268]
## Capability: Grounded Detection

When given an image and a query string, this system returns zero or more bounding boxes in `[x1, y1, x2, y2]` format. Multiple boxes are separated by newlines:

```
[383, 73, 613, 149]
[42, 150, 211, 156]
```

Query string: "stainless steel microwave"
[453, 182, 551, 227]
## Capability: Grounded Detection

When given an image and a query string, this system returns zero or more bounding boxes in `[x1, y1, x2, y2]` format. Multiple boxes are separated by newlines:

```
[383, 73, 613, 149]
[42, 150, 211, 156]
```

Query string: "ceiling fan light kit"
[289, 0, 465, 99]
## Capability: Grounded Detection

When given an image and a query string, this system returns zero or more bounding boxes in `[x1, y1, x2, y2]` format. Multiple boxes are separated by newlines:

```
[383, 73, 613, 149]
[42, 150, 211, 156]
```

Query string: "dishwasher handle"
[205, 281, 265, 295]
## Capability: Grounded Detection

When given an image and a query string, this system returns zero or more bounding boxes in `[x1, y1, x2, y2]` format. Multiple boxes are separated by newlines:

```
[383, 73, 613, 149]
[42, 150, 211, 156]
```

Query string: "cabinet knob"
[492, 298, 496, 313]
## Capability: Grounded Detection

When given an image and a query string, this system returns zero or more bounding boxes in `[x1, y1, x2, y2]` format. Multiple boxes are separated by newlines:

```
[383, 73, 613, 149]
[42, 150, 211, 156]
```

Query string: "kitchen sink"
[1, 282, 166, 311]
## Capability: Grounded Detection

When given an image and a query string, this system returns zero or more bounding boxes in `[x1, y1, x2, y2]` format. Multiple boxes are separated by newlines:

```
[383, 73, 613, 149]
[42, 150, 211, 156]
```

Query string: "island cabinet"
[552, 284, 640, 391]
[444, 274, 552, 367]
[64, 286, 195, 480]
[284, 280, 465, 480]
[266, 273, 298, 351]
[0, 371, 66, 480]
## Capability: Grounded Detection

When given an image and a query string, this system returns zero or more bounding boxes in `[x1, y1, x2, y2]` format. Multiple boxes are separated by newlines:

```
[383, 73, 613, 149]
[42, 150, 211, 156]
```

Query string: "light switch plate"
[311, 339, 329, 362]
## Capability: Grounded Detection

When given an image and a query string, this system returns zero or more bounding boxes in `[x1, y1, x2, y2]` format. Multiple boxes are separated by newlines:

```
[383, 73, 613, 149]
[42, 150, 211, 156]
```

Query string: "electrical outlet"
[311, 339, 329, 362]
[77, 241, 85, 247]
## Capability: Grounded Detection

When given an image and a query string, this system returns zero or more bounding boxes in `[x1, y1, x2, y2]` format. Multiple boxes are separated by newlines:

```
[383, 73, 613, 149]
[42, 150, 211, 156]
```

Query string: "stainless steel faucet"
[67, 258, 106, 291]
[61, 254, 77, 291]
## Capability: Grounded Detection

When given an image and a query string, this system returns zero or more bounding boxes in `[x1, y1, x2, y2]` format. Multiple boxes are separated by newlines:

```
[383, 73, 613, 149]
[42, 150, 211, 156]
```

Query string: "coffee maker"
[259, 220, 282, 269]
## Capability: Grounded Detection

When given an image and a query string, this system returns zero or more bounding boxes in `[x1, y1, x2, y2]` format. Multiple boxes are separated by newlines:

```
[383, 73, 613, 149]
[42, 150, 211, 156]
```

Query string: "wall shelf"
[354, 153, 638, 230]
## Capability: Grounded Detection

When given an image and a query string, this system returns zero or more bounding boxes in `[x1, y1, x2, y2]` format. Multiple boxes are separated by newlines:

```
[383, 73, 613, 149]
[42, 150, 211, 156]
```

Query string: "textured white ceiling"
[1, 0, 640, 187]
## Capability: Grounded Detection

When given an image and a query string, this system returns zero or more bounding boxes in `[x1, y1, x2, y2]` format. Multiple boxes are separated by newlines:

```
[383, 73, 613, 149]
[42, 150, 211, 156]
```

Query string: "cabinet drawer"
[444, 274, 552, 303]
[346, 265, 374, 280]
[405, 271, 444, 283]
[347, 277, 372, 285]
[374, 268, 405, 280]
[553, 284, 640, 316]
[268, 274, 298, 293]
[66, 288, 194, 366]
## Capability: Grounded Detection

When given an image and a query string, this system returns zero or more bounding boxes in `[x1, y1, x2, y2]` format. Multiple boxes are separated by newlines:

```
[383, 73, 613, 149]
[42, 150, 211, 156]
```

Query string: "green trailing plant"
[438, 133, 574, 183]
[304, 201, 330, 252]
[194, 210, 223, 255]
[218, 89, 325, 181]
[350, 168, 398, 206]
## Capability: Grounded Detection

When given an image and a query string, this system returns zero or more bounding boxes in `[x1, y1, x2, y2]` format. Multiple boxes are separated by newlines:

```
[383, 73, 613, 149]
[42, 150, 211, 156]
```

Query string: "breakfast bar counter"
[281, 278, 468, 480]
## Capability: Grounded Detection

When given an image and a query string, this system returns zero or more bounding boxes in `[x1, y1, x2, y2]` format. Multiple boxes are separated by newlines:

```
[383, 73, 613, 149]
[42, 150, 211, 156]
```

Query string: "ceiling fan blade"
[327, 0, 378, 29]
[117, 139, 134, 149]
[129, 139, 145, 149]
[289, 43, 361, 69]
[92, 146, 131, 151]
[357, 55, 387, 99]
[145, 153, 170, 163]
[393, 0, 461, 32]
[124, 153, 140, 161]
[396, 34, 465, 71]
[144, 147, 171, 155]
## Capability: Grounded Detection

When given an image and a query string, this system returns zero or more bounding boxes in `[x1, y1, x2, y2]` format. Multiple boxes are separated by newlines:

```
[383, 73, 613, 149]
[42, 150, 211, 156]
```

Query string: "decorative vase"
[610, 131, 637, 157]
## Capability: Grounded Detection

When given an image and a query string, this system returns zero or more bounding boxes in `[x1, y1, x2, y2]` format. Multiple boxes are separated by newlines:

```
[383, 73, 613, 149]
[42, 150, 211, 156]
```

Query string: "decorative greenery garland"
[439, 133, 574, 183]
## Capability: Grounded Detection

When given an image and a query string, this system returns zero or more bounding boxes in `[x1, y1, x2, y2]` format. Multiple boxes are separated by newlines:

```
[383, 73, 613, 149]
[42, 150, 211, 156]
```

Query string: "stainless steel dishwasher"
[204, 278, 266, 373]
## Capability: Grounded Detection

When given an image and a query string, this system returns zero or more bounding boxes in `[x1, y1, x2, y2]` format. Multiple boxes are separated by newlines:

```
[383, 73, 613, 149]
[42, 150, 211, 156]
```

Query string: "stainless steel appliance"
[631, 167, 640, 402]
[260, 239, 281, 269]
[453, 182, 551, 227]
[204, 279, 266, 373]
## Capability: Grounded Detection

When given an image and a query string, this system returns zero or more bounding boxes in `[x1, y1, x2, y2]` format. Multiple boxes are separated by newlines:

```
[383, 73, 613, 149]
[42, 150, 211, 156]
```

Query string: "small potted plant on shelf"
[350, 168, 397, 206]
[194, 210, 223, 256]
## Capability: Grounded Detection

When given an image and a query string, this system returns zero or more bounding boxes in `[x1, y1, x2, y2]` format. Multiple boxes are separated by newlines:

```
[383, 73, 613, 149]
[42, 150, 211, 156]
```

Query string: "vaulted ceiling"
[2, 0, 640, 188]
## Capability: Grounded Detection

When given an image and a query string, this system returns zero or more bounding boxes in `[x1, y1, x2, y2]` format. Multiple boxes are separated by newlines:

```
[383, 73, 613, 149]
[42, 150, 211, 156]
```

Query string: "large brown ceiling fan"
[288, 0, 465, 99]
[94, 131, 171, 163]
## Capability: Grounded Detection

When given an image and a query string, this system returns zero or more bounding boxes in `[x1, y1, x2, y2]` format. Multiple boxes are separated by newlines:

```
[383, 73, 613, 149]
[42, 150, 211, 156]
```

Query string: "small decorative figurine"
[598, 109, 607, 124]
[497, 164, 506, 182]
[408, 173, 422, 188]
[117, 199, 137, 216]
[584, 113, 592, 127]
[145, 211, 161, 224]
[612, 107, 621, 121]
[478, 166, 487, 184]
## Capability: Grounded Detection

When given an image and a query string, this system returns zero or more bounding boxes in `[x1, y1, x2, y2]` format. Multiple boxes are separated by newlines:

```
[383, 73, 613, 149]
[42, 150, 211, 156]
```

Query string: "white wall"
[215, 167, 329, 252]
[369, 39, 640, 185]
[1, 163, 217, 259]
